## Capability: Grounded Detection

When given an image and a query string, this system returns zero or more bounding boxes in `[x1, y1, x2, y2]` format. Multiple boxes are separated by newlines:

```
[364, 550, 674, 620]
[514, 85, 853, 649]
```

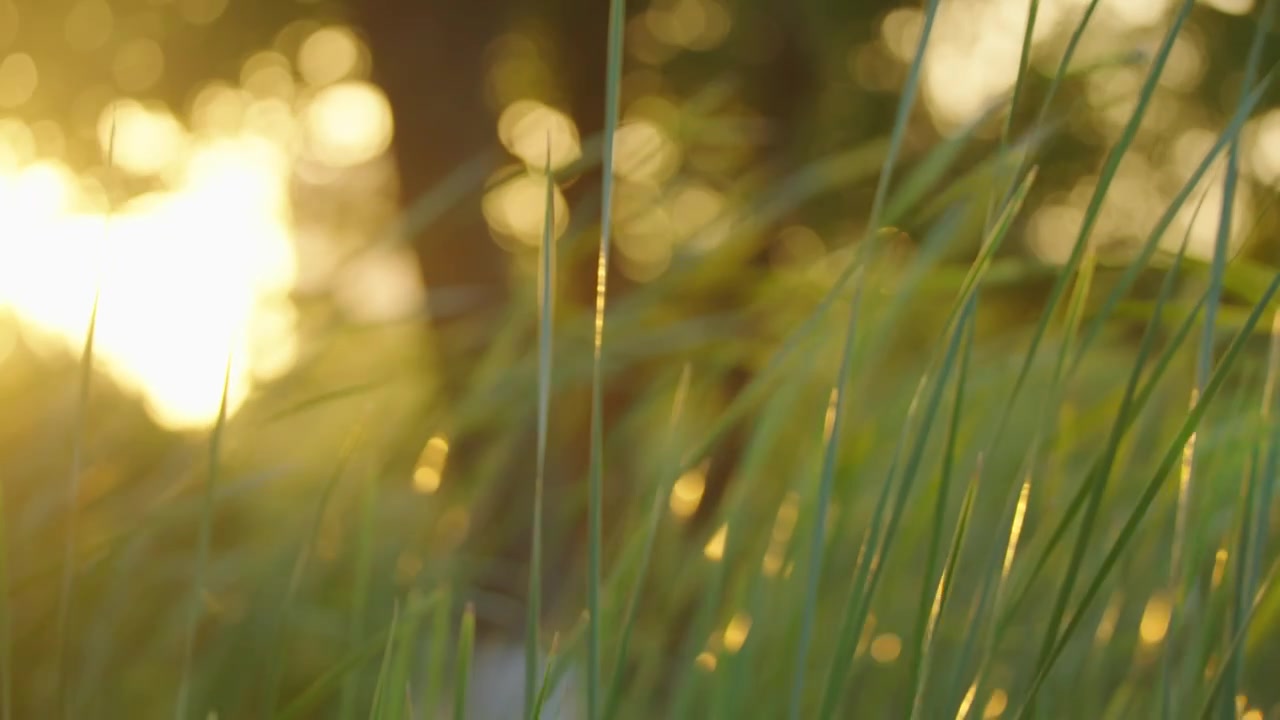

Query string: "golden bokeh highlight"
[869, 632, 901, 664]
[1212, 548, 1229, 588]
[179, 0, 230, 26]
[303, 81, 394, 167]
[413, 435, 450, 494]
[1139, 595, 1173, 645]
[669, 466, 707, 519]
[645, 0, 732, 52]
[722, 612, 752, 653]
[762, 491, 800, 577]
[241, 51, 295, 101]
[704, 522, 728, 561]
[613, 120, 680, 184]
[113, 39, 165, 93]
[983, 689, 1008, 719]
[695, 650, 717, 672]
[298, 26, 363, 87]
[99, 100, 189, 178]
[497, 99, 582, 171]
[0, 52, 36, 108]
[482, 171, 570, 247]
[65, 0, 114, 52]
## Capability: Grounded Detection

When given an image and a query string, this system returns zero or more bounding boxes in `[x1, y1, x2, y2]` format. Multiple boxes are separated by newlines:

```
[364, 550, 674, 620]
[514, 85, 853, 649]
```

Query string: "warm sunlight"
[0, 24, 402, 430]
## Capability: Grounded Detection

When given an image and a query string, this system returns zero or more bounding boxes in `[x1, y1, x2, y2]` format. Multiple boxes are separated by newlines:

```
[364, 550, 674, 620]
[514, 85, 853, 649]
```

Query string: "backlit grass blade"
[952, 460, 1032, 720]
[55, 105, 116, 719]
[1198, 557, 1280, 719]
[907, 316, 977, 720]
[990, 0, 1196, 446]
[368, 599, 401, 719]
[422, 587, 453, 718]
[812, 156, 1030, 720]
[175, 354, 233, 720]
[584, 2, 626, 717]
[532, 633, 562, 720]
[378, 590, 433, 720]
[816, 292, 977, 720]
[526, 137, 558, 720]
[1012, 268, 1280, 719]
[789, 0, 944, 713]
[454, 602, 476, 720]
[1169, 4, 1277, 713]
[1068, 62, 1280, 379]
[785, 266, 867, 720]
[603, 365, 692, 720]
[1020, 221, 1200, 710]
[994, 173, 1221, 640]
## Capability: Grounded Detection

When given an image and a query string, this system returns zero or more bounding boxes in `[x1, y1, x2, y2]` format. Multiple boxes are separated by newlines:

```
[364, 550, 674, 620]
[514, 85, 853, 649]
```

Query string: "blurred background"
[3, 0, 1280, 717]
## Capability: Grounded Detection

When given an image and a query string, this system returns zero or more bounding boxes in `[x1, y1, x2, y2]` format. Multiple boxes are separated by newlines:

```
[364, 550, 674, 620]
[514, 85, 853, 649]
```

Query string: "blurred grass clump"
[5, 0, 1280, 719]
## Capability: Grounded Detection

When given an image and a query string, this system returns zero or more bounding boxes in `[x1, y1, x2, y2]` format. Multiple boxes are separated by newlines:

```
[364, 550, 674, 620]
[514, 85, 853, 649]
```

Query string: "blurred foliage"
[2, 0, 1280, 719]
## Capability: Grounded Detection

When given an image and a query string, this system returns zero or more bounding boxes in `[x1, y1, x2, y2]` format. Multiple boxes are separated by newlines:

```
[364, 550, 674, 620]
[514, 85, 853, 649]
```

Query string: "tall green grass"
[9, 1, 1280, 719]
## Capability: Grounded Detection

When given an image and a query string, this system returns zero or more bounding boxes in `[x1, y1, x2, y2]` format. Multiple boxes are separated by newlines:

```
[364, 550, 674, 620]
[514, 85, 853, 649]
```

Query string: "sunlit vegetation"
[2, 0, 1280, 718]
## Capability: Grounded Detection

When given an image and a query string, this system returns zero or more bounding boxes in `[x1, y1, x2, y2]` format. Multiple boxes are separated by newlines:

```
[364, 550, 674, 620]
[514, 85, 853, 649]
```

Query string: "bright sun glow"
[0, 25, 402, 430]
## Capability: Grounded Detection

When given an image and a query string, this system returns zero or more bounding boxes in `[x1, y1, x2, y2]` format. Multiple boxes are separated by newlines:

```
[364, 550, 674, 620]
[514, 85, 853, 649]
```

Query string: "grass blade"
[603, 365, 692, 720]
[368, 599, 401, 719]
[1013, 267, 1280, 719]
[175, 354, 234, 720]
[906, 311, 976, 718]
[532, 633, 562, 720]
[990, 0, 1196, 450]
[816, 291, 977, 720]
[785, 265, 867, 720]
[527, 135, 559, 720]
[585, 2, 626, 717]
[422, 587, 453, 718]
[55, 105, 116, 719]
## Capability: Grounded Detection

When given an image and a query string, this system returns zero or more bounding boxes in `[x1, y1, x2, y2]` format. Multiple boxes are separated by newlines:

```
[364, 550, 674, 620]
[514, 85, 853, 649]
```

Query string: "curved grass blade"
[54, 105, 116, 720]
[526, 138, 559, 720]
[1018, 222, 1201, 714]
[1198, 556, 1280, 719]
[1167, 5, 1279, 714]
[175, 354, 233, 720]
[422, 587, 453, 718]
[785, 266, 867, 720]
[1068, 61, 1280, 380]
[813, 158, 1033, 720]
[788, 0, 945, 713]
[584, 2, 627, 717]
[603, 365, 692, 720]
[989, 0, 1197, 449]
[907, 318, 978, 720]
[532, 633, 562, 720]
[816, 292, 977, 720]
[993, 157, 1225, 641]
[1012, 268, 1280, 719]
[368, 599, 401, 718]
